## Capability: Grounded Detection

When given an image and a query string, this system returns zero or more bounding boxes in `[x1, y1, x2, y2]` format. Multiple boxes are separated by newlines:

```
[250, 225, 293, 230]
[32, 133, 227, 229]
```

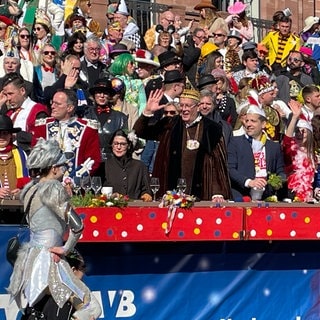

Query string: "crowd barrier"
[1, 202, 320, 319]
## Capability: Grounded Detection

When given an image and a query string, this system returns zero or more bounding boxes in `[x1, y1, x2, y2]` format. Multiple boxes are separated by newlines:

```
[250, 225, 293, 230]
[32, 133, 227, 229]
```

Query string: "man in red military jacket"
[32, 88, 101, 177]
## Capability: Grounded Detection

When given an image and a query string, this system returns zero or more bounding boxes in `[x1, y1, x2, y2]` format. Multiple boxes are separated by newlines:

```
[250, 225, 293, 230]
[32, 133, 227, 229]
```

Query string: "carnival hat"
[69, 13, 87, 27]
[300, 46, 313, 57]
[158, 51, 181, 68]
[200, 42, 218, 58]
[134, 49, 160, 67]
[109, 43, 129, 59]
[303, 16, 320, 33]
[227, 1, 247, 15]
[246, 104, 266, 118]
[116, 0, 129, 16]
[257, 43, 268, 53]
[89, 78, 116, 96]
[0, 15, 13, 26]
[0, 114, 21, 133]
[180, 78, 200, 101]
[27, 138, 67, 170]
[211, 68, 226, 79]
[297, 118, 313, 132]
[250, 75, 274, 96]
[197, 74, 218, 90]
[242, 41, 257, 51]
[227, 29, 242, 43]
[35, 8, 52, 32]
[163, 70, 185, 84]
[194, 0, 217, 11]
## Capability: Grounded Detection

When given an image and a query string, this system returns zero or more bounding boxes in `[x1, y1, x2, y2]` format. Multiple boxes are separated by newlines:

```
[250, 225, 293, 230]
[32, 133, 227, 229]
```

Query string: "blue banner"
[1, 226, 320, 319]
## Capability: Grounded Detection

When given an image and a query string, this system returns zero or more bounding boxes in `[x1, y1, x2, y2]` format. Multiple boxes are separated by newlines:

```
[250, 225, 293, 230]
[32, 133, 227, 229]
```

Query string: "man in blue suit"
[227, 104, 286, 201]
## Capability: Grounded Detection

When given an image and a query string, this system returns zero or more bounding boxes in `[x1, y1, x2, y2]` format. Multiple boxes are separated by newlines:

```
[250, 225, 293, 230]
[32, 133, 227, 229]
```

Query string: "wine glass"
[73, 176, 82, 196]
[81, 176, 92, 194]
[91, 176, 102, 196]
[177, 178, 187, 195]
[150, 177, 160, 202]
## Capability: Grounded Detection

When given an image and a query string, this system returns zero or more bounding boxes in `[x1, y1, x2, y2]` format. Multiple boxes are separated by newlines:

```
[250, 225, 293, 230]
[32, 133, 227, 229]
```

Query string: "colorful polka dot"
[137, 224, 143, 231]
[267, 229, 272, 236]
[280, 213, 286, 220]
[196, 218, 203, 225]
[225, 210, 232, 217]
[216, 218, 222, 225]
[194, 228, 200, 235]
[90, 216, 98, 223]
[246, 208, 252, 216]
[290, 230, 296, 237]
[177, 212, 184, 219]
[304, 217, 311, 224]
[115, 212, 123, 220]
[162, 222, 167, 230]
[250, 230, 256, 237]
[93, 230, 99, 237]
[214, 230, 221, 237]
[149, 212, 156, 219]
[178, 231, 185, 237]
[232, 232, 239, 239]
[121, 231, 128, 238]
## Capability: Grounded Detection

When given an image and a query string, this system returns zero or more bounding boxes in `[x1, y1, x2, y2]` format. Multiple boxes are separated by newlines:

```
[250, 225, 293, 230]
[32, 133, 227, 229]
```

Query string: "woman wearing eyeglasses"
[34, 44, 58, 104]
[33, 10, 53, 64]
[103, 129, 152, 201]
[17, 27, 35, 63]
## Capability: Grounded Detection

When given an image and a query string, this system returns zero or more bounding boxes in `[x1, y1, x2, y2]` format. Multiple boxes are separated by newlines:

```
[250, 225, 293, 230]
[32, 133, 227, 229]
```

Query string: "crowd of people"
[2, 1, 320, 317]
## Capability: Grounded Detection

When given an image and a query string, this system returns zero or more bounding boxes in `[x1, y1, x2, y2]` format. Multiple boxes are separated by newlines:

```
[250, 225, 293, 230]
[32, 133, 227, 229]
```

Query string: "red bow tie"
[43, 66, 54, 73]
[96, 106, 110, 115]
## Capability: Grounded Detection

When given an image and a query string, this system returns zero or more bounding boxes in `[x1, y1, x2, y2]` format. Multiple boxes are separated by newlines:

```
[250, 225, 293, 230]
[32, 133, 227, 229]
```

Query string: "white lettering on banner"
[116, 290, 137, 317]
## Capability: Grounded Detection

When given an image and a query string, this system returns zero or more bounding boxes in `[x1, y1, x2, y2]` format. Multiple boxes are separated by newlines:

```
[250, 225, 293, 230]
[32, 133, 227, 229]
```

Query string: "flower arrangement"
[159, 190, 196, 235]
[159, 190, 196, 209]
[71, 192, 130, 208]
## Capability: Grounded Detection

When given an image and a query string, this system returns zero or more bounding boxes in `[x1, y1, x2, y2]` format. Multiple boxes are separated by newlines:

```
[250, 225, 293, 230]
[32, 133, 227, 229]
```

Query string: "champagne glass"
[81, 176, 92, 194]
[177, 178, 187, 195]
[73, 176, 81, 196]
[91, 176, 102, 196]
[150, 177, 160, 202]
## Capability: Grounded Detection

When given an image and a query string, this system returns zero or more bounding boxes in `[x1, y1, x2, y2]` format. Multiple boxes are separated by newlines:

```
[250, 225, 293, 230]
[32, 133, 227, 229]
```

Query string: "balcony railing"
[126, 0, 273, 43]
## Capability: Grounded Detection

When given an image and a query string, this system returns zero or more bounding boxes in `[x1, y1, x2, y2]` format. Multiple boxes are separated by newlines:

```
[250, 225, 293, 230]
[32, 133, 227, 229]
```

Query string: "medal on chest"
[186, 122, 200, 150]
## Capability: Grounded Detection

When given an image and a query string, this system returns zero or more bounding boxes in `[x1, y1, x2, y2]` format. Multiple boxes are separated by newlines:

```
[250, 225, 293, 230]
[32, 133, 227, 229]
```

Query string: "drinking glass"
[150, 177, 160, 202]
[81, 176, 92, 194]
[177, 178, 187, 195]
[91, 176, 102, 196]
[73, 176, 82, 196]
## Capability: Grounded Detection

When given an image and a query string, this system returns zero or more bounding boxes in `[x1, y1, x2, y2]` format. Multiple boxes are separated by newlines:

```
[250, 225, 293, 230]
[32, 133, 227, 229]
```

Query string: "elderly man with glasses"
[134, 86, 231, 202]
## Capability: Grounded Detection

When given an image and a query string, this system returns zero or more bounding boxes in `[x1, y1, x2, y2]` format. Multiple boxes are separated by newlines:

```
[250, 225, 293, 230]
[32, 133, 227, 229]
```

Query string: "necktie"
[247, 136, 253, 144]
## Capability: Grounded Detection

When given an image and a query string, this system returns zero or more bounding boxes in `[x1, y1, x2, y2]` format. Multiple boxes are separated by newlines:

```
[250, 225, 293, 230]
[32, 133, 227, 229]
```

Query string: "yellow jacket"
[261, 31, 301, 67]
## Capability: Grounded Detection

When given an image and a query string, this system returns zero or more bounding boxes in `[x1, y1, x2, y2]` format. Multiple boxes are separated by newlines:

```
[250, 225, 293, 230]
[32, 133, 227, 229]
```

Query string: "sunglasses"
[288, 57, 302, 63]
[164, 110, 177, 115]
[0, 27, 6, 31]
[19, 34, 30, 39]
[213, 33, 225, 37]
[34, 27, 44, 31]
[43, 51, 56, 56]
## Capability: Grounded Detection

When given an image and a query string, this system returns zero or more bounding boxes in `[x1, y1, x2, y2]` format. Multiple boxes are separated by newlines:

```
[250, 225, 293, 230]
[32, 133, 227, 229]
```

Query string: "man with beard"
[275, 50, 314, 104]
[85, 78, 128, 159]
